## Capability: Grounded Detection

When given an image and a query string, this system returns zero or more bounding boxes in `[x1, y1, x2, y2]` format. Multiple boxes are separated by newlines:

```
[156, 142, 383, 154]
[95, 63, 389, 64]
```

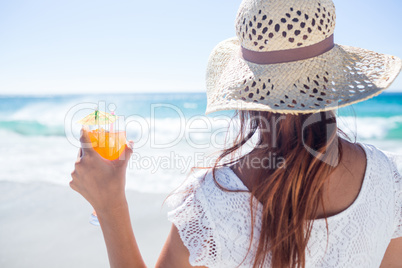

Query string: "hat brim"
[206, 37, 402, 115]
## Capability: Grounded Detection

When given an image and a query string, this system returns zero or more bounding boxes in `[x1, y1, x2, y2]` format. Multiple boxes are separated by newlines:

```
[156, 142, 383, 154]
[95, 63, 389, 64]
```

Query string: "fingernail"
[128, 140, 134, 149]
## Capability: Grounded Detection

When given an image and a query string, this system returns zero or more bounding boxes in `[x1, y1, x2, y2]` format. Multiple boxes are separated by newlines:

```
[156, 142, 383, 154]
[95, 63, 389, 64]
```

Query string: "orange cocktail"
[88, 128, 126, 161]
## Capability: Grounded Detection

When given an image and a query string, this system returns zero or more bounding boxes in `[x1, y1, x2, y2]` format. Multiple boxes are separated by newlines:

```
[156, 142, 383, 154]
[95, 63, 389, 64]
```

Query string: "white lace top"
[167, 143, 402, 267]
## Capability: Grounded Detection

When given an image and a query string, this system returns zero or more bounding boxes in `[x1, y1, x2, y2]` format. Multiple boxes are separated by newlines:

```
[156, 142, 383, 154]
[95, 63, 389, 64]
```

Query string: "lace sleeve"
[166, 170, 220, 267]
[387, 153, 402, 239]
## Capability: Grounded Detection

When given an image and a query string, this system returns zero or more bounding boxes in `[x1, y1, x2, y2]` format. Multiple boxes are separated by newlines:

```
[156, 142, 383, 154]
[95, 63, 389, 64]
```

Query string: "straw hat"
[206, 0, 402, 115]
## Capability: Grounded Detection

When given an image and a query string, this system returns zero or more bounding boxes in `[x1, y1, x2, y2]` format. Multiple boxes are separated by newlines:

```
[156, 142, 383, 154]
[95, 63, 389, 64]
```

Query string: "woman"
[70, 0, 402, 267]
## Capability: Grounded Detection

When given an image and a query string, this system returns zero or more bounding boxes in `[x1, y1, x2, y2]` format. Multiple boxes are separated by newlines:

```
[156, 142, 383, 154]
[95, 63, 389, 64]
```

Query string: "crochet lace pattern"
[167, 143, 402, 267]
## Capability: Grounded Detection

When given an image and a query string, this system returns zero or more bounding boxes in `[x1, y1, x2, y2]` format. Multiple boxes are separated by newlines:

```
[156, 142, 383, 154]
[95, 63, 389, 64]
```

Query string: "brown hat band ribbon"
[240, 35, 334, 65]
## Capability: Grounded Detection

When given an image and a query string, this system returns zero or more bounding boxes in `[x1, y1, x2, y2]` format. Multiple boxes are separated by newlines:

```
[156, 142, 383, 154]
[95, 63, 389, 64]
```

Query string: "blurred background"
[0, 0, 401, 267]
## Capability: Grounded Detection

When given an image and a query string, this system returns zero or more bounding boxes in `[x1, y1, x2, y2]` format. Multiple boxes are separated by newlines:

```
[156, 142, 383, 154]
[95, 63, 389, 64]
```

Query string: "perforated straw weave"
[206, 0, 402, 115]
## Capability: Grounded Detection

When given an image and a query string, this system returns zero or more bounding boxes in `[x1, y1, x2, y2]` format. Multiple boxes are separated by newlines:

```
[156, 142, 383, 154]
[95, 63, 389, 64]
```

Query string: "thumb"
[124, 141, 134, 161]
[80, 126, 96, 155]
[116, 141, 134, 164]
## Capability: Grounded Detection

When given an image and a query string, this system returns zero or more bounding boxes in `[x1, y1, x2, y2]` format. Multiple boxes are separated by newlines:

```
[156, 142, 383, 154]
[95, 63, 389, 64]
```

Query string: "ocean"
[0, 92, 401, 193]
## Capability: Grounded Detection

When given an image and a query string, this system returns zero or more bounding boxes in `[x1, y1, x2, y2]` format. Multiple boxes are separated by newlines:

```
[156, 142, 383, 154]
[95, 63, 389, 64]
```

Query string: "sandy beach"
[0, 181, 171, 268]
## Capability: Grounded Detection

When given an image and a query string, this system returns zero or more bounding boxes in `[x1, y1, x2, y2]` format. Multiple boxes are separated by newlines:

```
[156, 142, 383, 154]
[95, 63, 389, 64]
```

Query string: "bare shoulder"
[316, 139, 367, 218]
[380, 237, 402, 268]
[341, 139, 367, 170]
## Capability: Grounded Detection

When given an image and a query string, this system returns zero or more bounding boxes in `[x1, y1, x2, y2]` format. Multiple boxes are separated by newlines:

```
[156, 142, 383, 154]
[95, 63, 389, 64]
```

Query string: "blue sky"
[0, 0, 401, 95]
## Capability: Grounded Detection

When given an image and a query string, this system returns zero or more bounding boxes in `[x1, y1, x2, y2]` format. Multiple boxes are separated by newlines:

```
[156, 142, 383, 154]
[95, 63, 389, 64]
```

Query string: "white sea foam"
[1, 95, 402, 193]
[1, 114, 402, 194]
[338, 116, 402, 140]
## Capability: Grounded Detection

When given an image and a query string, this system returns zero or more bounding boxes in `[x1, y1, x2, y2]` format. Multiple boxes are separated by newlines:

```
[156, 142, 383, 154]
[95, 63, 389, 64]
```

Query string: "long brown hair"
[210, 110, 343, 268]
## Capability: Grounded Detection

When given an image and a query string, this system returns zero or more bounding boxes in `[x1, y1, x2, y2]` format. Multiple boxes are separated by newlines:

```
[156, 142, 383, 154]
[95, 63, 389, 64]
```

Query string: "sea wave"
[338, 116, 402, 140]
[0, 115, 401, 142]
[1, 94, 401, 141]
[1, 93, 401, 193]
[0, 120, 65, 136]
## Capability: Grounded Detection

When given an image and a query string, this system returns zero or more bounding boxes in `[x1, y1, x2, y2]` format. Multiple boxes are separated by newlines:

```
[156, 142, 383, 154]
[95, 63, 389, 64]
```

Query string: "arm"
[70, 127, 202, 267]
[380, 237, 402, 268]
[96, 204, 205, 268]
[97, 203, 146, 268]
[156, 224, 207, 268]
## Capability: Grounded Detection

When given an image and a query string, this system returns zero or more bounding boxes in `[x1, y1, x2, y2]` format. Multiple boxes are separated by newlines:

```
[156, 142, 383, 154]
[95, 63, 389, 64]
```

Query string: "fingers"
[112, 140, 134, 163]
[122, 141, 134, 166]
[80, 126, 95, 155]
[70, 170, 78, 192]
[125, 140, 134, 158]
[127, 140, 134, 150]
[76, 148, 83, 162]
[69, 179, 77, 191]
[120, 144, 133, 163]
[124, 144, 133, 159]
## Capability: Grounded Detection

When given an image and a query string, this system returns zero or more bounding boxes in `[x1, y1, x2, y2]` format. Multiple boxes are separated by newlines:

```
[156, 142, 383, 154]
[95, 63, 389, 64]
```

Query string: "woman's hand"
[70, 127, 133, 214]
[69, 128, 196, 268]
